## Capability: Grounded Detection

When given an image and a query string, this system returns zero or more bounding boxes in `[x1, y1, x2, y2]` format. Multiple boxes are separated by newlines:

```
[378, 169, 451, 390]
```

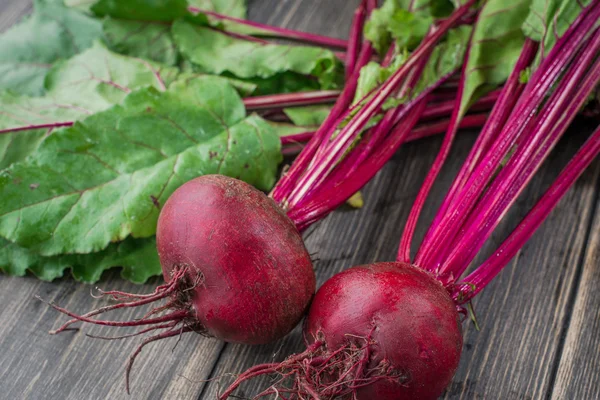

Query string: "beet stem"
[414, 3, 600, 270]
[423, 40, 537, 241]
[441, 29, 600, 277]
[243, 90, 341, 111]
[283, 0, 477, 210]
[0, 121, 75, 135]
[270, 42, 374, 204]
[188, 7, 348, 50]
[346, 1, 367, 80]
[455, 124, 600, 302]
[287, 99, 427, 230]
[397, 25, 476, 263]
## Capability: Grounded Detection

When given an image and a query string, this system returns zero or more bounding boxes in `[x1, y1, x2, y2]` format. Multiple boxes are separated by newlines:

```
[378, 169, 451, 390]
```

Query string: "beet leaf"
[0, 77, 281, 256]
[0, 236, 161, 283]
[0, 0, 102, 96]
[523, 0, 594, 62]
[171, 21, 344, 89]
[103, 18, 179, 66]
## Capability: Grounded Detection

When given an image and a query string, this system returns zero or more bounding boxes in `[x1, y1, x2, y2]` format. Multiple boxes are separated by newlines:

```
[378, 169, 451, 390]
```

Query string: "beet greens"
[219, 1, 600, 398]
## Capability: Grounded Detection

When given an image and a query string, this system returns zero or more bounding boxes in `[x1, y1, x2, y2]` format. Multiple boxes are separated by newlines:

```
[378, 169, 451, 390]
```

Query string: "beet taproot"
[157, 175, 316, 344]
[220, 262, 462, 400]
[42, 175, 316, 392]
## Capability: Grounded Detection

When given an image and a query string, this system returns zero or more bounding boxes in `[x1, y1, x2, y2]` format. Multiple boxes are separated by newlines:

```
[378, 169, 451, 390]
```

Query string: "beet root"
[220, 262, 462, 400]
[156, 175, 316, 344]
[41, 175, 316, 393]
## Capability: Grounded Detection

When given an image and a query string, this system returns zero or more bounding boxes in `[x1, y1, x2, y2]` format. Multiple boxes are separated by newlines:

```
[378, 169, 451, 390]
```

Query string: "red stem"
[420, 90, 499, 121]
[346, 1, 367, 80]
[333, 53, 431, 186]
[280, 113, 490, 157]
[410, 113, 489, 140]
[0, 121, 74, 135]
[397, 24, 476, 263]
[414, 3, 600, 270]
[1, 86, 500, 137]
[419, 40, 538, 270]
[454, 124, 600, 302]
[382, 43, 397, 66]
[189, 7, 348, 49]
[284, 0, 477, 210]
[270, 43, 374, 204]
[441, 31, 600, 278]
[288, 100, 428, 231]
[280, 131, 316, 145]
[243, 90, 340, 111]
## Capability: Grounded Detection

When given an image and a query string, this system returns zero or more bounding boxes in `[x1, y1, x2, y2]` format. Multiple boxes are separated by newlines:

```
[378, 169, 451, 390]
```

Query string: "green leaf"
[268, 122, 314, 138]
[176, 69, 258, 96]
[0, 42, 179, 136]
[238, 72, 321, 95]
[0, 131, 49, 170]
[413, 26, 472, 97]
[284, 106, 331, 127]
[364, 0, 405, 54]
[459, 0, 531, 115]
[0, 236, 162, 284]
[0, 0, 103, 96]
[64, 0, 98, 13]
[354, 57, 405, 104]
[103, 18, 179, 66]
[522, 0, 593, 60]
[45, 41, 179, 110]
[352, 26, 470, 111]
[91, 0, 191, 21]
[188, 0, 247, 18]
[89, 0, 246, 20]
[386, 9, 433, 51]
[0, 77, 282, 256]
[90, 0, 246, 20]
[172, 20, 344, 90]
[72, 237, 161, 283]
[364, 0, 451, 54]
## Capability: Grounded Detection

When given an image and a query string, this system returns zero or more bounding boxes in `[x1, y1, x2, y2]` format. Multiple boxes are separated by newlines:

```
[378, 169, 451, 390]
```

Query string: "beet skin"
[220, 261, 463, 400]
[157, 175, 316, 344]
[304, 262, 462, 400]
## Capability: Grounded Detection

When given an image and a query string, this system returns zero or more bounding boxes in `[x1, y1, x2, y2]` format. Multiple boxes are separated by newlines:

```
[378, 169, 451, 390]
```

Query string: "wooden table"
[1, 1, 599, 399]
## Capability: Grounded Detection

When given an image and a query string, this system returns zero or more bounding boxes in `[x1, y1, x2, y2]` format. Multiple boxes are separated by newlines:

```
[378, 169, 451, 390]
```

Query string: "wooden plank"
[1, 1, 599, 400]
[549, 184, 600, 399]
[202, 123, 600, 400]
[0, 0, 31, 32]
[0, 271, 227, 400]
[0, 1, 357, 400]
[442, 125, 600, 400]
[0, 5, 228, 397]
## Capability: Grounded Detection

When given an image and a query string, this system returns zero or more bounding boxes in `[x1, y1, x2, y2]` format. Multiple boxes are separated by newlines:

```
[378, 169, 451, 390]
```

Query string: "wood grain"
[0, 1, 599, 400]
[550, 185, 600, 400]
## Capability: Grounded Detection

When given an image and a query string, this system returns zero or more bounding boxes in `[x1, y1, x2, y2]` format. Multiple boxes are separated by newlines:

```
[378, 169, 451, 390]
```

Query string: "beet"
[305, 262, 462, 399]
[42, 175, 316, 392]
[220, 262, 462, 400]
[156, 175, 316, 344]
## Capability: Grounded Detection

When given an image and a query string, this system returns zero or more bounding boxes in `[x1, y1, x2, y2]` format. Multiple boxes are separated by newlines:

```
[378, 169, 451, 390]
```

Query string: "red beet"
[305, 262, 462, 400]
[42, 175, 316, 392]
[220, 262, 462, 400]
[156, 175, 316, 344]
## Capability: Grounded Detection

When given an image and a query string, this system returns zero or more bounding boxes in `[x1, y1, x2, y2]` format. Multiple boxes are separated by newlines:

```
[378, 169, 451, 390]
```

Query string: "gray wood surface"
[0, 1, 599, 399]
